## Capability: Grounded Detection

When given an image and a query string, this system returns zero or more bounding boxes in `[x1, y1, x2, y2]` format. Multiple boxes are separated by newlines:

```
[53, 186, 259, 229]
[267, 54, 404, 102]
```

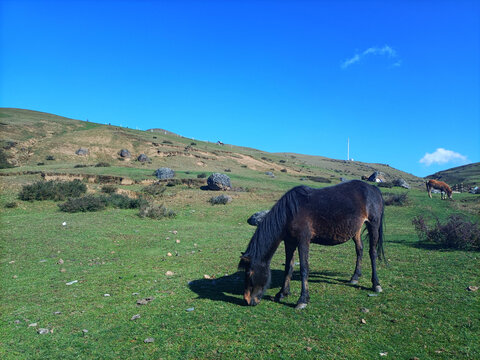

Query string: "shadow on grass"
[188, 269, 370, 307]
[388, 238, 461, 252]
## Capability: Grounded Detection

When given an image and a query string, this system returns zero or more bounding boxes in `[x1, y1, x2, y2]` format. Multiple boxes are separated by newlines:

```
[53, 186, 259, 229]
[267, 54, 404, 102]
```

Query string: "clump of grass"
[384, 192, 409, 206]
[143, 183, 167, 197]
[138, 203, 176, 219]
[162, 140, 173, 144]
[377, 182, 394, 188]
[95, 162, 111, 167]
[4, 202, 17, 208]
[306, 176, 331, 183]
[46, 155, 55, 161]
[74, 164, 88, 168]
[209, 194, 232, 205]
[37, 162, 45, 166]
[412, 214, 480, 250]
[197, 173, 207, 179]
[101, 185, 117, 194]
[19, 180, 87, 201]
[0, 149, 14, 169]
[58, 194, 146, 213]
[58, 195, 106, 212]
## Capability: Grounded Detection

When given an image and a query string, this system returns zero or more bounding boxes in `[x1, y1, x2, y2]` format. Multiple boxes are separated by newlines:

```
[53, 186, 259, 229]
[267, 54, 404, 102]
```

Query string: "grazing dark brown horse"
[426, 179, 452, 200]
[238, 180, 385, 309]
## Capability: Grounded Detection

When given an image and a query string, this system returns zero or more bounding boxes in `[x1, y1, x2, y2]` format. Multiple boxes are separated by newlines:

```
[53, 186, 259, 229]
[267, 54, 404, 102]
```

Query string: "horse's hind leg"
[275, 240, 296, 302]
[367, 222, 382, 293]
[349, 233, 363, 285]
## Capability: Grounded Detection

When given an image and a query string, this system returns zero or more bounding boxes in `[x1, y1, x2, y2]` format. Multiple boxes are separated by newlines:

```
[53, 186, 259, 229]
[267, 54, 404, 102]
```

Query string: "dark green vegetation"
[428, 162, 480, 186]
[1, 108, 479, 359]
[18, 180, 87, 201]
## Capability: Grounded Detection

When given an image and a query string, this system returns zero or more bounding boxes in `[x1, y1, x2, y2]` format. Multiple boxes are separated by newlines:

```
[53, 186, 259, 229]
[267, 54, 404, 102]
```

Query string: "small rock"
[467, 285, 478, 292]
[167, 252, 172, 257]
[360, 318, 366, 324]
[54, 311, 61, 315]
[131, 314, 141, 321]
[12, 275, 18, 279]
[60, 268, 66, 273]
[14, 320, 21, 324]
[28, 323, 37, 327]
[186, 307, 195, 312]
[379, 352, 388, 356]
[132, 292, 139, 296]
[176, 239, 180, 244]
[367, 293, 378, 297]
[82, 329, 89, 334]
[136, 297, 154, 305]
[203, 274, 211, 279]
[62, 222, 67, 226]
[172, 230, 178, 235]
[360, 307, 369, 313]
[9, 260, 15, 264]
[104, 294, 111, 297]
[165, 271, 174, 276]
[57, 259, 64, 265]
[37, 328, 50, 335]
[39, 259, 47, 263]
[66, 280, 78, 286]
[144, 338, 154, 343]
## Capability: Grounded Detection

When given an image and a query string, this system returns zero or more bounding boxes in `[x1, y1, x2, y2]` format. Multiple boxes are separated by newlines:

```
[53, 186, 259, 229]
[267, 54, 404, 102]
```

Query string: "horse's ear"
[238, 255, 250, 270]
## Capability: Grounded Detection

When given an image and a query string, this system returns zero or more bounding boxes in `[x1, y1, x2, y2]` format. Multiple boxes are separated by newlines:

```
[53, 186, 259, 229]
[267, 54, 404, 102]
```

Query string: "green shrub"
[143, 183, 167, 197]
[412, 214, 480, 250]
[95, 162, 111, 167]
[105, 194, 145, 209]
[209, 194, 232, 205]
[101, 185, 117, 194]
[162, 140, 173, 144]
[19, 180, 87, 201]
[384, 192, 409, 206]
[46, 155, 55, 161]
[306, 176, 331, 183]
[377, 182, 394, 188]
[37, 162, 45, 166]
[5, 202, 17, 208]
[58, 195, 106, 212]
[74, 164, 88, 168]
[197, 173, 207, 179]
[138, 203, 176, 219]
[0, 149, 14, 169]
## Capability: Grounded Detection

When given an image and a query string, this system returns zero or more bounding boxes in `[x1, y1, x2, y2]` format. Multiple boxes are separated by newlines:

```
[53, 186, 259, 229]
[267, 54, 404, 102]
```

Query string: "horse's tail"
[377, 203, 387, 265]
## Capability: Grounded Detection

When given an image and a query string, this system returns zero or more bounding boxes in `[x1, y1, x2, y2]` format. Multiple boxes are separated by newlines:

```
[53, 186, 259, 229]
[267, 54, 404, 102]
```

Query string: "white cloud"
[419, 148, 468, 166]
[341, 45, 399, 69]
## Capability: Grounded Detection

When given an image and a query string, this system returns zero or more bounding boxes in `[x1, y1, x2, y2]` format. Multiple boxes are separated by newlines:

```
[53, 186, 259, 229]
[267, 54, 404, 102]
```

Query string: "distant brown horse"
[426, 179, 452, 200]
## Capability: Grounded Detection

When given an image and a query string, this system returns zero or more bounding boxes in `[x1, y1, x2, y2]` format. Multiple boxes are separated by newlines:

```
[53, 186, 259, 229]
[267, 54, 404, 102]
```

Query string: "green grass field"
[1, 166, 479, 360]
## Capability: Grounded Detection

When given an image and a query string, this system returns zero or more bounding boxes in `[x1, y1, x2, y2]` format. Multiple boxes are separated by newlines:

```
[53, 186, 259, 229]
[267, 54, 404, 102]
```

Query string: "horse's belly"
[311, 234, 350, 246]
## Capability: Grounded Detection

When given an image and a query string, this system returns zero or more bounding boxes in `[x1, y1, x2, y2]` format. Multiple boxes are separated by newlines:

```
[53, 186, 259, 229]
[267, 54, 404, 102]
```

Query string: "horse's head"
[238, 255, 271, 306]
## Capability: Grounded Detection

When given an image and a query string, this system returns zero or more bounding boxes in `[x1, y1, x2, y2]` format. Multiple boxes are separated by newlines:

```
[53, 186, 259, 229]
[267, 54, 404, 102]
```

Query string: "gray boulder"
[247, 210, 270, 226]
[137, 154, 150, 163]
[368, 171, 386, 183]
[393, 178, 410, 189]
[119, 149, 131, 158]
[155, 167, 175, 179]
[75, 148, 89, 156]
[265, 171, 275, 178]
[207, 173, 231, 191]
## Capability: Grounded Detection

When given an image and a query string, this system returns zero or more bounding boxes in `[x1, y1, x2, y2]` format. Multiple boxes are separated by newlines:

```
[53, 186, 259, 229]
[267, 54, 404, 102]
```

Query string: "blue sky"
[1, 0, 479, 177]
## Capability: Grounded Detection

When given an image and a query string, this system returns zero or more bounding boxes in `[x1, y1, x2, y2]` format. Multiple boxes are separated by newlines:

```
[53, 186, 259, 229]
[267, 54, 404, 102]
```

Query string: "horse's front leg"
[295, 240, 310, 309]
[275, 240, 296, 302]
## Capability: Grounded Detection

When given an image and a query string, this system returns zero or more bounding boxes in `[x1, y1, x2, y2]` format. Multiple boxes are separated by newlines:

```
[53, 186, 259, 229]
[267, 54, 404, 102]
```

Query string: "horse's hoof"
[350, 279, 359, 285]
[374, 285, 383, 293]
[295, 303, 308, 310]
[274, 295, 282, 303]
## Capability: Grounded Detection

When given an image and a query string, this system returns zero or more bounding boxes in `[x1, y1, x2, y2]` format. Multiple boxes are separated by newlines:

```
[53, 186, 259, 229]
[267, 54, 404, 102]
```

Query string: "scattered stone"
[62, 222, 67, 226]
[360, 307, 370, 313]
[367, 293, 378, 297]
[247, 210, 270, 226]
[131, 314, 141, 321]
[119, 149, 131, 158]
[39, 259, 47, 263]
[167, 252, 172, 257]
[340, 177, 348, 182]
[82, 329, 89, 334]
[14, 320, 21, 324]
[207, 173, 232, 191]
[29, 323, 37, 327]
[175, 239, 181, 244]
[75, 148, 89, 156]
[12, 275, 18, 279]
[360, 318, 367, 324]
[54, 311, 61, 315]
[367, 171, 386, 183]
[172, 230, 178, 235]
[104, 294, 111, 297]
[379, 352, 388, 357]
[467, 286, 478, 292]
[66, 280, 78, 285]
[144, 338, 154, 343]
[9, 260, 15, 264]
[203, 274, 212, 279]
[186, 307, 195, 312]
[132, 292, 139, 296]
[393, 178, 410, 189]
[60, 268, 66, 273]
[165, 271, 174, 276]
[265, 171, 275, 178]
[137, 154, 150, 162]
[155, 167, 175, 179]
[57, 259, 64, 265]
[136, 297, 154, 305]
[37, 328, 49, 335]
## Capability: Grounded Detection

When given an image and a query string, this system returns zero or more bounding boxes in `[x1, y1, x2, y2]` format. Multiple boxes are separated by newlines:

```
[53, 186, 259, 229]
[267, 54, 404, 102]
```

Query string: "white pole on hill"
[347, 137, 350, 161]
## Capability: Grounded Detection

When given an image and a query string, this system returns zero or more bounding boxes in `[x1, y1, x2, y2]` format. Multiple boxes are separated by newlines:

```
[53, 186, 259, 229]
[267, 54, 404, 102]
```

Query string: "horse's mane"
[242, 186, 313, 263]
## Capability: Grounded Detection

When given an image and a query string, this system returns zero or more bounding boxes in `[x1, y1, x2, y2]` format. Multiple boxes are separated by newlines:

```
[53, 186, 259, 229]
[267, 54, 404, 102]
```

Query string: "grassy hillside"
[427, 162, 480, 187]
[1, 108, 424, 188]
[1, 107, 479, 359]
